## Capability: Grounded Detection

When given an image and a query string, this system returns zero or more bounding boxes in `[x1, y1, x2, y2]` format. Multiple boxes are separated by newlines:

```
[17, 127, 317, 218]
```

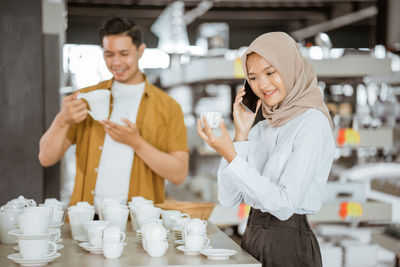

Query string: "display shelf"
[160, 55, 393, 88]
[209, 200, 392, 227]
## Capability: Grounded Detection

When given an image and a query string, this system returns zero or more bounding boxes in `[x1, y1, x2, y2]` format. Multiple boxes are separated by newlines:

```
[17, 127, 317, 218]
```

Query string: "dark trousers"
[241, 208, 322, 267]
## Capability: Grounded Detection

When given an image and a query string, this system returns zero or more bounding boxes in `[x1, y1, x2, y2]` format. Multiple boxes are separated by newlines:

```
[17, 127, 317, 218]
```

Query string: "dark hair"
[98, 17, 143, 47]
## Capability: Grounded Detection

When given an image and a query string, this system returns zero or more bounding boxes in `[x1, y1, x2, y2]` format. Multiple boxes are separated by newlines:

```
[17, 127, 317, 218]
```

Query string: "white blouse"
[217, 109, 335, 221]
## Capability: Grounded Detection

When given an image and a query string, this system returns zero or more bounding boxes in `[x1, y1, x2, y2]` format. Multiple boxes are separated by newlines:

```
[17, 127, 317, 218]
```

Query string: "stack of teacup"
[98, 199, 129, 232]
[141, 222, 169, 257]
[128, 197, 161, 231]
[67, 202, 95, 241]
[161, 209, 190, 240]
[183, 218, 210, 251]
[102, 226, 126, 259]
[8, 206, 61, 263]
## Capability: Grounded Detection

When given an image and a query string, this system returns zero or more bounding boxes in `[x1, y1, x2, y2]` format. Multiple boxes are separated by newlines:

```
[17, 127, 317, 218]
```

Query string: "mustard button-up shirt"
[66, 77, 189, 205]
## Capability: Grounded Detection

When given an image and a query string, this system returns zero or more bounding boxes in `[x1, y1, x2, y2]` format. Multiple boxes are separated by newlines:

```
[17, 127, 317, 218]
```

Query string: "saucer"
[174, 239, 184, 245]
[8, 230, 59, 240]
[79, 242, 127, 254]
[176, 245, 212, 255]
[7, 252, 61, 266]
[73, 235, 88, 242]
[14, 244, 64, 251]
[200, 249, 237, 260]
[78, 242, 102, 254]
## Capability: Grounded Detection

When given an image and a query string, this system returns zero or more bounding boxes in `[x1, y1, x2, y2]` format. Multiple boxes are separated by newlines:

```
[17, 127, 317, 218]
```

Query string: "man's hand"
[57, 92, 88, 128]
[100, 119, 143, 149]
[197, 117, 237, 163]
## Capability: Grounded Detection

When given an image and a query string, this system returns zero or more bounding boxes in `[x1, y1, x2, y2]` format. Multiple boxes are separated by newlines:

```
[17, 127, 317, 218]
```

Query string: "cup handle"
[165, 242, 169, 249]
[203, 237, 210, 248]
[46, 241, 57, 257]
[120, 232, 126, 242]
[87, 111, 95, 119]
[202, 220, 208, 227]
[77, 95, 94, 119]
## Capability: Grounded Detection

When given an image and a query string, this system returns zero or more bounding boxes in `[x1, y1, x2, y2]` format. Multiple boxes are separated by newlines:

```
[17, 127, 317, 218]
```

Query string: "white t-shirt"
[94, 81, 145, 210]
[217, 109, 335, 220]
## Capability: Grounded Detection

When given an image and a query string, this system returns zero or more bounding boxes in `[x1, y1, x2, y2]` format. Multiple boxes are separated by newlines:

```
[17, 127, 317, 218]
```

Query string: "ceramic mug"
[18, 238, 57, 259]
[200, 112, 222, 128]
[78, 89, 110, 121]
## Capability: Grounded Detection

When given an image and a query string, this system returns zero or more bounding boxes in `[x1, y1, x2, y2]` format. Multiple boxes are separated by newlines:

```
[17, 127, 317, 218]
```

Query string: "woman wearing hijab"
[197, 32, 335, 267]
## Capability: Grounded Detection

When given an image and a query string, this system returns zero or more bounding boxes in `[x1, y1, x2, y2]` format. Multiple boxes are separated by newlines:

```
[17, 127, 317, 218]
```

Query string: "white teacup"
[18, 212, 50, 235]
[103, 207, 129, 232]
[18, 238, 57, 259]
[161, 210, 189, 230]
[147, 240, 168, 257]
[200, 112, 222, 128]
[185, 235, 210, 250]
[83, 220, 110, 248]
[185, 218, 207, 236]
[0, 210, 19, 244]
[142, 223, 167, 241]
[67, 208, 95, 239]
[135, 207, 161, 230]
[23, 206, 53, 219]
[78, 89, 110, 121]
[103, 226, 126, 243]
[103, 242, 123, 259]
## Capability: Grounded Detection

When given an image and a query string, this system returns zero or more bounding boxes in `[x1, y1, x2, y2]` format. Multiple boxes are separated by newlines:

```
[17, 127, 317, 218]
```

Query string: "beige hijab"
[241, 32, 333, 129]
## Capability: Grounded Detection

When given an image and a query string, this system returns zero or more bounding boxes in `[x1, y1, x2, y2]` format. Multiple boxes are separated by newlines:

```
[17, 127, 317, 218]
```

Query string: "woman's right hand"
[233, 86, 262, 141]
[57, 92, 88, 128]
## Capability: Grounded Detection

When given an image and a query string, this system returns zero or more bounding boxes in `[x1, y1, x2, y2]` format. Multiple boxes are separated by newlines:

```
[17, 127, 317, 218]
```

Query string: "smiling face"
[102, 34, 146, 84]
[246, 53, 286, 107]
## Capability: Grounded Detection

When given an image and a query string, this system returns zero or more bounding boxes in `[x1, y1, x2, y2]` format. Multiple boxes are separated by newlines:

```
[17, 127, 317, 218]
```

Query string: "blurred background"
[1, 0, 400, 266]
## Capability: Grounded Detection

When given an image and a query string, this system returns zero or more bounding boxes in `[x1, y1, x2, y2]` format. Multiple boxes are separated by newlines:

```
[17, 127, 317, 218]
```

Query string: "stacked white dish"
[7, 205, 62, 266]
[141, 222, 169, 257]
[176, 218, 211, 255]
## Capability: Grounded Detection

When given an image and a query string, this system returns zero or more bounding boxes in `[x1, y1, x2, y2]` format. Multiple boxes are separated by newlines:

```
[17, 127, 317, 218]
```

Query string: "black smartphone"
[241, 80, 259, 113]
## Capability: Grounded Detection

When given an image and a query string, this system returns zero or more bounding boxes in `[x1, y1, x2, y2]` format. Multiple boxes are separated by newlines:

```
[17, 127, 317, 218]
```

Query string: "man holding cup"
[38, 17, 189, 209]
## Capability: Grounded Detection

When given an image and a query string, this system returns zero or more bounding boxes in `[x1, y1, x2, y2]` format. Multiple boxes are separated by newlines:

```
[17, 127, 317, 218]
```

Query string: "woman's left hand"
[196, 117, 237, 163]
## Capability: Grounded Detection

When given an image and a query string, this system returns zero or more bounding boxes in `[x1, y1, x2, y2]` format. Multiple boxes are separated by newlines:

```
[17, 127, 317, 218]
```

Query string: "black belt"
[248, 208, 311, 230]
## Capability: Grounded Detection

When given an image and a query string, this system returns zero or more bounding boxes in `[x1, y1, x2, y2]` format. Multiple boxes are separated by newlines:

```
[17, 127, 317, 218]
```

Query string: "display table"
[0, 222, 261, 267]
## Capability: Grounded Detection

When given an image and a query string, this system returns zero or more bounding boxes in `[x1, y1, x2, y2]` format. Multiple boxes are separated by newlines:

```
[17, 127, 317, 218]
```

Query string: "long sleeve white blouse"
[217, 109, 335, 221]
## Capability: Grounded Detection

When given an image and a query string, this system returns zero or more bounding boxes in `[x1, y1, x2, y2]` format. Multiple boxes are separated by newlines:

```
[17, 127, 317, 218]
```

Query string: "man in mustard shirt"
[38, 17, 189, 207]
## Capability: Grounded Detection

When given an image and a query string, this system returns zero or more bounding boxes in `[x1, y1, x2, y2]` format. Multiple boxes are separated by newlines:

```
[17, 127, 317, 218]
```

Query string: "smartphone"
[240, 80, 259, 113]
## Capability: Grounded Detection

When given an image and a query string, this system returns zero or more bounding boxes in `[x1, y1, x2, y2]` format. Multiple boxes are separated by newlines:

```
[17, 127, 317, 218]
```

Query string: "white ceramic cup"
[185, 235, 210, 250]
[200, 112, 222, 128]
[18, 212, 50, 235]
[67, 208, 95, 239]
[135, 207, 161, 230]
[142, 223, 167, 241]
[147, 240, 168, 257]
[185, 218, 207, 236]
[161, 210, 189, 230]
[84, 221, 110, 248]
[103, 226, 126, 243]
[23, 206, 53, 221]
[103, 208, 129, 232]
[18, 238, 57, 259]
[0, 210, 19, 244]
[103, 242, 123, 259]
[78, 89, 110, 121]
